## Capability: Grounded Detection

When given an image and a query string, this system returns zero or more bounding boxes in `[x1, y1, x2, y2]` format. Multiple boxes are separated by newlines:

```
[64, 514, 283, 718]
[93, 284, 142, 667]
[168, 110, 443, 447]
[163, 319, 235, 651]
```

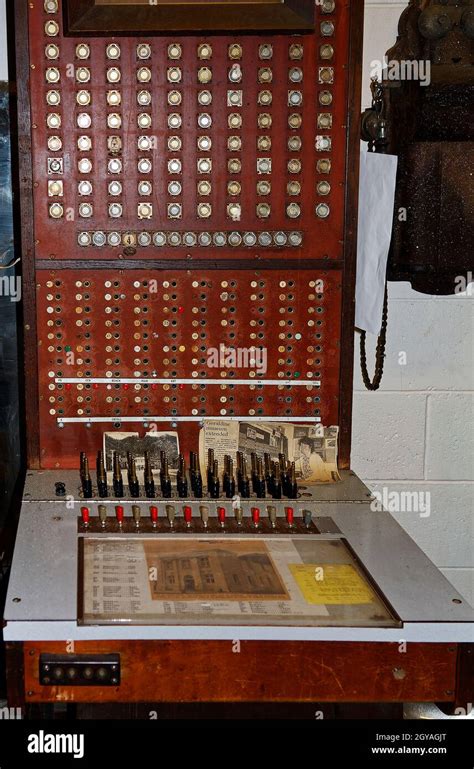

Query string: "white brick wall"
[354, 1, 474, 606]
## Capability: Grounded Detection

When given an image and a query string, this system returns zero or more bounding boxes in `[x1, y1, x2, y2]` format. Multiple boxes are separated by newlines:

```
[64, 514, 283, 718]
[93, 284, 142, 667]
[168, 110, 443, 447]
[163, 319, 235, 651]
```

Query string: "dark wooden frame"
[4, 640, 463, 706]
[338, 0, 364, 468]
[35, 258, 344, 271]
[63, 0, 315, 34]
[13, 0, 364, 470]
[5, 640, 473, 710]
[11, 0, 40, 470]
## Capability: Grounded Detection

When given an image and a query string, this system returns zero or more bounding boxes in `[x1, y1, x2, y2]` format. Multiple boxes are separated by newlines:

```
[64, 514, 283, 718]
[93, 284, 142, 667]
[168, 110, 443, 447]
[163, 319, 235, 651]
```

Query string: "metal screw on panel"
[392, 668, 406, 680]
[12, 598, 21, 603]
[55, 482, 66, 497]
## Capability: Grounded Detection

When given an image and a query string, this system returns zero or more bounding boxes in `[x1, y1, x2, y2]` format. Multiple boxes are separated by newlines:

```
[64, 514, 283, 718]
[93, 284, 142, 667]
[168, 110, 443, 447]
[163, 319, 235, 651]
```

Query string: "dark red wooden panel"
[37, 269, 341, 467]
[29, 1, 348, 261]
[17, 0, 363, 470]
[23, 641, 459, 704]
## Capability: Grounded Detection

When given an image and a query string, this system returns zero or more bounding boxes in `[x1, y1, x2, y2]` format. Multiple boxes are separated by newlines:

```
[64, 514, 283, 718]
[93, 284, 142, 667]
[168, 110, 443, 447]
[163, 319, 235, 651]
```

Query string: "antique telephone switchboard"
[3, 0, 473, 711]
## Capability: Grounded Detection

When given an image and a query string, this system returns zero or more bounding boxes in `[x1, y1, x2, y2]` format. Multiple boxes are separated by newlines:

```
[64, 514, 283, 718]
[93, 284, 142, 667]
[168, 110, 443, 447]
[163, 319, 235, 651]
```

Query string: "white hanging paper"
[355, 151, 398, 335]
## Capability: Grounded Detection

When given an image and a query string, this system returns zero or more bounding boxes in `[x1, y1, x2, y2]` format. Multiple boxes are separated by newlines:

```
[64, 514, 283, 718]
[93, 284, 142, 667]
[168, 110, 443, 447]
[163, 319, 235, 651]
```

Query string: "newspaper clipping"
[103, 431, 180, 483]
[199, 421, 340, 483]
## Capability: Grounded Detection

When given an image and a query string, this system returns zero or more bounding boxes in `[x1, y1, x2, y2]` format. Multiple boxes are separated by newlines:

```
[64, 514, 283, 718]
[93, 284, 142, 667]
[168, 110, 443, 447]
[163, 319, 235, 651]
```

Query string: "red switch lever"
[218, 507, 226, 525]
[184, 505, 192, 525]
[251, 507, 260, 526]
[150, 505, 158, 524]
[286, 507, 294, 526]
[115, 505, 124, 524]
[81, 507, 90, 526]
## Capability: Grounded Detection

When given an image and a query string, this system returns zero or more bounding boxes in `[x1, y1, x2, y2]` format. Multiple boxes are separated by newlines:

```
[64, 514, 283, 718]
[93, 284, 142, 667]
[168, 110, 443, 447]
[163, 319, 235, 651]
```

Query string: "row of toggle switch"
[80, 450, 301, 502]
[79, 503, 317, 534]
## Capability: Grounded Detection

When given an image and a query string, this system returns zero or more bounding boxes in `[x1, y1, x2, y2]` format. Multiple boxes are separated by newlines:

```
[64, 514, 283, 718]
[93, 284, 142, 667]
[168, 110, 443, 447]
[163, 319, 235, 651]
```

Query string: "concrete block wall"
[353, 1, 474, 605]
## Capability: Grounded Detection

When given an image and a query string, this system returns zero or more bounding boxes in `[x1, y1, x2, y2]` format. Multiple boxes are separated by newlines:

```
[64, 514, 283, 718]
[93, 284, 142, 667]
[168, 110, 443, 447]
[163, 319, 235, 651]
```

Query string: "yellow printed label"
[289, 564, 375, 605]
